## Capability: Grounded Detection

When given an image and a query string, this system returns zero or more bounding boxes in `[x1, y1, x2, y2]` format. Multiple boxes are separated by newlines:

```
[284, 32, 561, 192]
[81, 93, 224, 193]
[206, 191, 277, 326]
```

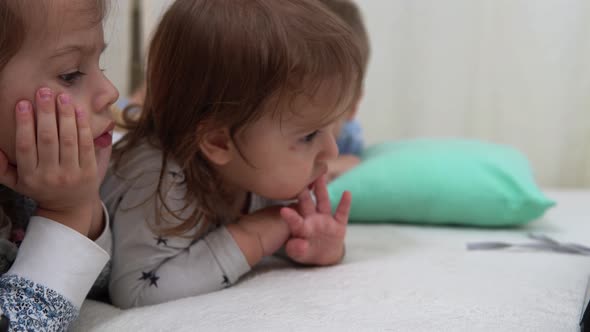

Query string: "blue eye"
[59, 71, 86, 85]
[302, 130, 320, 143]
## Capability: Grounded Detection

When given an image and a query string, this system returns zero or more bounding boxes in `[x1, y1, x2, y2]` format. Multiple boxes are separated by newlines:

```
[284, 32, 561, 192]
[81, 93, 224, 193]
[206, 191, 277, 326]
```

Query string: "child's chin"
[260, 189, 300, 202]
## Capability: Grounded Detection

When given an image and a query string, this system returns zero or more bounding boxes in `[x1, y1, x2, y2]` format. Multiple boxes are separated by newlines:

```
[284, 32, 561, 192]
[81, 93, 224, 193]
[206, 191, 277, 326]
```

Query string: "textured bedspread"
[72, 190, 590, 331]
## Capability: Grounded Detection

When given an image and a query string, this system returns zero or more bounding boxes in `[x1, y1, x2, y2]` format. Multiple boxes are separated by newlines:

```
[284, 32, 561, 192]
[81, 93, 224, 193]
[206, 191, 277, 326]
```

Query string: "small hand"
[280, 174, 351, 265]
[0, 88, 99, 236]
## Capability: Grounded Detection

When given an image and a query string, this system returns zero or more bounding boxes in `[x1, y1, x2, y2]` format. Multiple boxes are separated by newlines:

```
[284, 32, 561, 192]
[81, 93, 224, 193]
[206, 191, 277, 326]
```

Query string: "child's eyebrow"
[49, 42, 108, 59]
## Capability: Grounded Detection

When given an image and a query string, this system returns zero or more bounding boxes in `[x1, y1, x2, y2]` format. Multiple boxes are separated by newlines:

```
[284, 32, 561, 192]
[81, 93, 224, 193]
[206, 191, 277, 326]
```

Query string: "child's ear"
[199, 127, 233, 166]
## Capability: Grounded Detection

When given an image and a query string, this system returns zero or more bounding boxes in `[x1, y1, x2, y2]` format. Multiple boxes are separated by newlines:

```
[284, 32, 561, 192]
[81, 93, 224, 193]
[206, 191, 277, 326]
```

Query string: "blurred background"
[102, 1, 590, 188]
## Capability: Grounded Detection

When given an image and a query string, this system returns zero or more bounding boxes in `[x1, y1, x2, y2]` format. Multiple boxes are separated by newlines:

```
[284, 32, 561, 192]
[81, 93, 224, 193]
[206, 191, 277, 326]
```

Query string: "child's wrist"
[35, 204, 94, 237]
[226, 223, 264, 267]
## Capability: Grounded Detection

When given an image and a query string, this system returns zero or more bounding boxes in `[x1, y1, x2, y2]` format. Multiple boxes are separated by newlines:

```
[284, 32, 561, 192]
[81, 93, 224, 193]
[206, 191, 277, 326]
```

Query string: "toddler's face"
[0, 1, 119, 172]
[221, 85, 351, 200]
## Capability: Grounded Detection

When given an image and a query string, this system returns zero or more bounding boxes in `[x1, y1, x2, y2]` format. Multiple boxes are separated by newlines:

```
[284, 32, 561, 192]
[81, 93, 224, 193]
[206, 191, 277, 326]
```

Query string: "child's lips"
[94, 131, 112, 149]
[307, 166, 328, 191]
[94, 122, 115, 149]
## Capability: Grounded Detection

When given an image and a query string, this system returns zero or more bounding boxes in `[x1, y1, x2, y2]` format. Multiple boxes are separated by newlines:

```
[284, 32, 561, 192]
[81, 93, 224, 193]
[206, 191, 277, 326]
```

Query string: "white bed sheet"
[72, 190, 590, 331]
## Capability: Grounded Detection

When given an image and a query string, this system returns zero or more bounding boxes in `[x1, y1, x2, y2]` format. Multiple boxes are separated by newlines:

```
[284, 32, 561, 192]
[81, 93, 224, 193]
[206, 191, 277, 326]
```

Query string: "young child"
[321, 0, 371, 182]
[0, 0, 119, 329]
[113, 0, 371, 183]
[102, 0, 363, 308]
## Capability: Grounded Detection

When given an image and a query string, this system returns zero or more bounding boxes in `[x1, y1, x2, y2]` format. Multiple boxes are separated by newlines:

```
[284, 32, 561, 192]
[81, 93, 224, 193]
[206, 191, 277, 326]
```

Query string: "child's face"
[0, 1, 119, 168]
[222, 88, 348, 200]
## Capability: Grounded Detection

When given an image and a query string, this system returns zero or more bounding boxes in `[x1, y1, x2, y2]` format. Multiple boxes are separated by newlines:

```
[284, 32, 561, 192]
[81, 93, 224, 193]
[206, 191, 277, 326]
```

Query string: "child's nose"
[319, 132, 339, 161]
[93, 73, 120, 114]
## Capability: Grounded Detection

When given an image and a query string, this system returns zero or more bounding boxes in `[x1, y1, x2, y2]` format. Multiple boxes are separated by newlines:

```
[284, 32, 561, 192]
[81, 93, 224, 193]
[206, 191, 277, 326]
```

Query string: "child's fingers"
[14, 101, 37, 175]
[297, 189, 316, 217]
[57, 94, 79, 169]
[35, 88, 59, 167]
[313, 174, 331, 214]
[75, 109, 97, 171]
[0, 150, 17, 189]
[285, 238, 310, 263]
[280, 207, 308, 237]
[333, 191, 352, 225]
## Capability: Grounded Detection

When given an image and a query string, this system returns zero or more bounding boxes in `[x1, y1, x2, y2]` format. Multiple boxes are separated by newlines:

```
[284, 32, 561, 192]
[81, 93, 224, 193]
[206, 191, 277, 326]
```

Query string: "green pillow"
[328, 139, 555, 227]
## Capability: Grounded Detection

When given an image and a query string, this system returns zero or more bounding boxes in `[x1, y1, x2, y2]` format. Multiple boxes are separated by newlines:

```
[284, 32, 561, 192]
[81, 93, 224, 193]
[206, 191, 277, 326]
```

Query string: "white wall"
[102, 1, 173, 95]
[356, 0, 590, 187]
[102, 1, 131, 95]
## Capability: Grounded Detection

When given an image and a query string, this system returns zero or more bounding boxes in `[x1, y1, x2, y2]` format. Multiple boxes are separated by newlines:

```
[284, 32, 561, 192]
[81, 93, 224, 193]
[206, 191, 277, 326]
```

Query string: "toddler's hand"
[0, 88, 99, 236]
[280, 175, 351, 265]
[228, 206, 290, 267]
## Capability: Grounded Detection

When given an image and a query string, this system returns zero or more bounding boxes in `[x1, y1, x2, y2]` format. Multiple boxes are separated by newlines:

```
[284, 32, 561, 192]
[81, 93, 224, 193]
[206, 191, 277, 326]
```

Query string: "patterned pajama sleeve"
[0, 216, 109, 331]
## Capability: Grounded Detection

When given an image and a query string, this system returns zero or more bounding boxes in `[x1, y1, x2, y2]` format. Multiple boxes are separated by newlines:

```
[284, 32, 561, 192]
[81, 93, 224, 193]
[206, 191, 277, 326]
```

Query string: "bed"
[72, 190, 590, 331]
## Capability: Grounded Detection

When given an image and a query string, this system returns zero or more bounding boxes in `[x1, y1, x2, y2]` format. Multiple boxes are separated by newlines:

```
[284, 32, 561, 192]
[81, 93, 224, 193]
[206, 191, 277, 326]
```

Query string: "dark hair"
[113, 0, 365, 237]
[0, 0, 25, 72]
[318, 0, 370, 72]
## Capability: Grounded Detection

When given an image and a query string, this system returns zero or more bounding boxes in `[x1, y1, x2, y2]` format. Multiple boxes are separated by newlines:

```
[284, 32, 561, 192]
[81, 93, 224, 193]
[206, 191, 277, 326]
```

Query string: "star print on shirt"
[169, 171, 182, 179]
[154, 236, 168, 246]
[139, 271, 160, 287]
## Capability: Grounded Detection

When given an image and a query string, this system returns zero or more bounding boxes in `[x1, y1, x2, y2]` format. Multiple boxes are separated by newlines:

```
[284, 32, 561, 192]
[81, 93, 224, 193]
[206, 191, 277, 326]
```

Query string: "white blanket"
[72, 190, 590, 331]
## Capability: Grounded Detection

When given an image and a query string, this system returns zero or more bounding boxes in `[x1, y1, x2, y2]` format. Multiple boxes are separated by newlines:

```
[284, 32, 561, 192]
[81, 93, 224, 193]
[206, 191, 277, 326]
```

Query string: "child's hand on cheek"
[0, 88, 100, 237]
[280, 175, 351, 266]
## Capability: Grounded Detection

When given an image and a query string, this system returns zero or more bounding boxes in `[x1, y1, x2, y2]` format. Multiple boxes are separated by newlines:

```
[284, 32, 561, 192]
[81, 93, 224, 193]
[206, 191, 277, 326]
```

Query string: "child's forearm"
[227, 216, 290, 267]
[227, 208, 290, 267]
[226, 224, 264, 267]
[109, 225, 253, 308]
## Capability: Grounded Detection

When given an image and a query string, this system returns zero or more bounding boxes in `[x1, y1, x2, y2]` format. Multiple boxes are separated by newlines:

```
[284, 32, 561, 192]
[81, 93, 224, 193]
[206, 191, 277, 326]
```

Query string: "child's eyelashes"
[58, 70, 86, 86]
[301, 130, 321, 144]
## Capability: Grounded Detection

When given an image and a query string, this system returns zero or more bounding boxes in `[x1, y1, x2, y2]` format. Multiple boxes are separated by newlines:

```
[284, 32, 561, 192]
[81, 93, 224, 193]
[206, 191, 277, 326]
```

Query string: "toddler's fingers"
[297, 189, 316, 217]
[280, 207, 307, 237]
[0, 150, 17, 189]
[14, 101, 37, 175]
[285, 238, 310, 263]
[333, 191, 352, 225]
[35, 88, 59, 168]
[57, 94, 79, 169]
[76, 109, 97, 172]
[313, 174, 331, 214]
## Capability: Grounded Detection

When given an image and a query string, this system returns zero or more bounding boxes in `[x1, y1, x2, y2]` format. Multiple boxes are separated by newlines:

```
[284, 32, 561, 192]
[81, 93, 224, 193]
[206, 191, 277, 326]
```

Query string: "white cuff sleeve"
[93, 202, 112, 256]
[6, 216, 109, 308]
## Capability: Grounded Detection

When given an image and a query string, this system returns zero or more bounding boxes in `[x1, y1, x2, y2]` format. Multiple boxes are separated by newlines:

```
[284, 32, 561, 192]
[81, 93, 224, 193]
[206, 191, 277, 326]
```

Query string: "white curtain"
[103, 1, 590, 187]
[102, 1, 132, 95]
[357, 0, 590, 187]
[102, 1, 174, 95]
